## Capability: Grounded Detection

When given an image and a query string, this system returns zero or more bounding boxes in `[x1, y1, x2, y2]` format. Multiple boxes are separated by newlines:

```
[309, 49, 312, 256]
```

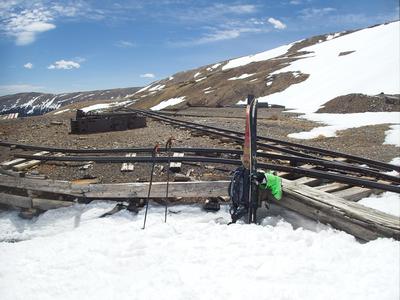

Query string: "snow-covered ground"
[0, 202, 399, 300]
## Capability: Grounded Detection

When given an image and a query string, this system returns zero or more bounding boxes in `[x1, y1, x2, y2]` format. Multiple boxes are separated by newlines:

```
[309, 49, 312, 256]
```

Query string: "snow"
[81, 100, 134, 113]
[207, 63, 222, 71]
[222, 44, 291, 71]
[0, 203, 398, 300]
[150, 96, 186, 111]
[384, 125, 400, 147]
[258, 21, 400, 113]
[204, 90, 214, 94]
[359, 192, 400, 217]
[287, 112, 400, 139]
[148, 84, 165, 92]
[53, 108, 70, 115]
[193, 72, 201, 78]
[228, 73, 256, 80]
[195, 77, 206, 82]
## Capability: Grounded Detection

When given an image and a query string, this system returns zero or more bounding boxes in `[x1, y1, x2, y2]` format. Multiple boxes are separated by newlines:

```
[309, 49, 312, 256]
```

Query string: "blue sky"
[0, 0, 398, 96]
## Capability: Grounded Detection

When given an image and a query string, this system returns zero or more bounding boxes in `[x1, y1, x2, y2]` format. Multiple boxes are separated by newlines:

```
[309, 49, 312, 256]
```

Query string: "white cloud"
[300, 7, 336, 19]
[23, 62, 33, 69]
[115, 40, 136, 48]
[0, 2, 97, 46]
[268, 17, 287, 29]
[48, 60, 80, 70]
[140, 73, 155, 78]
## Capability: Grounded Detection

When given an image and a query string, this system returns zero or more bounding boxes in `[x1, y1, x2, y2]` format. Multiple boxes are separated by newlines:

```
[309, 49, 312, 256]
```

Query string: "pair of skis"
[242, 95, 258, 224]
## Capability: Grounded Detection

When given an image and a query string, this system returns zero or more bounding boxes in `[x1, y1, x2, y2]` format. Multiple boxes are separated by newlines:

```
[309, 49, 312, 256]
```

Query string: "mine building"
[70, 110, 146, 134]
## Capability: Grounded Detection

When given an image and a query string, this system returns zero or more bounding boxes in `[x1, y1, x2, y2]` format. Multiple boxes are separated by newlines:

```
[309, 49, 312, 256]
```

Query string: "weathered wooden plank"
[121, 153, 136, 172]
[0, 192, 31, 208]
[12, 151, 49, 171]
[1, 158, 27, 169]
[0, 192, 73, 210]
[292, 176, 321, 186]
[170, 153, 184, 172]
[333, 187, 374, 201]
[315, 182, 350, 193]
[32, 198, 74, 210]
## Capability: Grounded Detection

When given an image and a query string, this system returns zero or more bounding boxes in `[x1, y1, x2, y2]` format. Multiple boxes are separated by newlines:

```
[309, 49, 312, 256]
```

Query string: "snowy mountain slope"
[258, 21, 400, 113]
[0, 87, 140, 117]
[130, 21, 399, 112]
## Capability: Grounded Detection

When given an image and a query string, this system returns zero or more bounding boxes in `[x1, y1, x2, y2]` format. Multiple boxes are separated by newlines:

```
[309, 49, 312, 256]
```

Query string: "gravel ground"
[0, 107, 398, 184]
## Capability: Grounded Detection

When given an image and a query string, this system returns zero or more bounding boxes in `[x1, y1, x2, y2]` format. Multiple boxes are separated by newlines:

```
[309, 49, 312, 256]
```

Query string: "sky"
[0, 0, 399, 96]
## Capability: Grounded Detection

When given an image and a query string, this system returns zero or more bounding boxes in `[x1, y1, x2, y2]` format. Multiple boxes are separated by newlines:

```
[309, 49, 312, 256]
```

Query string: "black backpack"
[228, 166, 250, 223]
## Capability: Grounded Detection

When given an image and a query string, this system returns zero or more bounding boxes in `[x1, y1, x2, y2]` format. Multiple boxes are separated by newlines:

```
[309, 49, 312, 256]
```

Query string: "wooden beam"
[333, 187, 374, 201]
[1, 158, 27, 169]
[315, 182, 350, 193]
[0, 192, 31, 208]
[276, 179, 399, 241]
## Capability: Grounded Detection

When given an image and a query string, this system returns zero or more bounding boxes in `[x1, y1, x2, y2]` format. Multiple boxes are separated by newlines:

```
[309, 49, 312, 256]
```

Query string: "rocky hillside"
[130, 21, 399, 113]
[0, 87, 140, 117]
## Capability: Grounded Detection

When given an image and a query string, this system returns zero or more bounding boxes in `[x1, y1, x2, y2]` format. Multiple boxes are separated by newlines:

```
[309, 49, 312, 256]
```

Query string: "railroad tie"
[12, 151, 50, 171]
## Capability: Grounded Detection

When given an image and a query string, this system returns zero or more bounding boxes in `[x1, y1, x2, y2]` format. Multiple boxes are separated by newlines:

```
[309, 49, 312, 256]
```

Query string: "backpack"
[228, 166, 250, 223]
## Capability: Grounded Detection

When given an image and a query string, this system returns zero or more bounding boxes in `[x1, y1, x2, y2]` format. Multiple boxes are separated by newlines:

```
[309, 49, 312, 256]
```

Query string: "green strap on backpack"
[259, 172, 282, 200]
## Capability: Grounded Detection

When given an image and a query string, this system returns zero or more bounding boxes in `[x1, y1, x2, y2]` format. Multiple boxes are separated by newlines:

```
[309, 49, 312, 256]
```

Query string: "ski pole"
[164, 137, 174, 223]
[142, 143, 160, 229]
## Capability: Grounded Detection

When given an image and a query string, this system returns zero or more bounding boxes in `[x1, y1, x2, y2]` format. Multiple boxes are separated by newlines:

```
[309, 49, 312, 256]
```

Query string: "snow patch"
[228, 73, 256, 80]
[193, 72, 201, 78]
[384, 125, 400, 147]
[222, 44, 292, 70]
[195, 77, 206, 82]
[359, 192, 400, 217]
[287, 112, 400, 140]
[150, 96, 186, 111]
[53, 108, 70, 115]
[148, 84, 165, 92]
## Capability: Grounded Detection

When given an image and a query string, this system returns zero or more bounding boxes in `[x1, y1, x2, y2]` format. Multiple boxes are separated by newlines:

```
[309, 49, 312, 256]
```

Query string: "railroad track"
[0, 141, 399, 194]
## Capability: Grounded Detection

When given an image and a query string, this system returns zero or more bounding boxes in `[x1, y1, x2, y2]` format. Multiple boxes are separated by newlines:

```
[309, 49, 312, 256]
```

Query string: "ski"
[243, 95, 258, 224]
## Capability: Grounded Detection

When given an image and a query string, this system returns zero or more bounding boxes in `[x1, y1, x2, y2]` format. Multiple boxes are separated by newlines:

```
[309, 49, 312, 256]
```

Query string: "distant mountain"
[130, 21, 399, 113]
[0, 87, 140, 117]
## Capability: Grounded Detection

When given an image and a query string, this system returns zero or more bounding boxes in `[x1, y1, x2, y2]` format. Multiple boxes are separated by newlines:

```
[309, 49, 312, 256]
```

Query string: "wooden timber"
[12, 151, 50, 171]
[0, 192, 73, 210]
[0, 174, 398, 241]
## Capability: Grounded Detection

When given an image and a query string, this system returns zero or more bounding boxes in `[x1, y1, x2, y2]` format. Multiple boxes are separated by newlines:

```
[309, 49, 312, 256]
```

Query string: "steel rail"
[133, 109, 400, 172]
[2, 141, 398, 183]
[13, 153, 400, 193]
